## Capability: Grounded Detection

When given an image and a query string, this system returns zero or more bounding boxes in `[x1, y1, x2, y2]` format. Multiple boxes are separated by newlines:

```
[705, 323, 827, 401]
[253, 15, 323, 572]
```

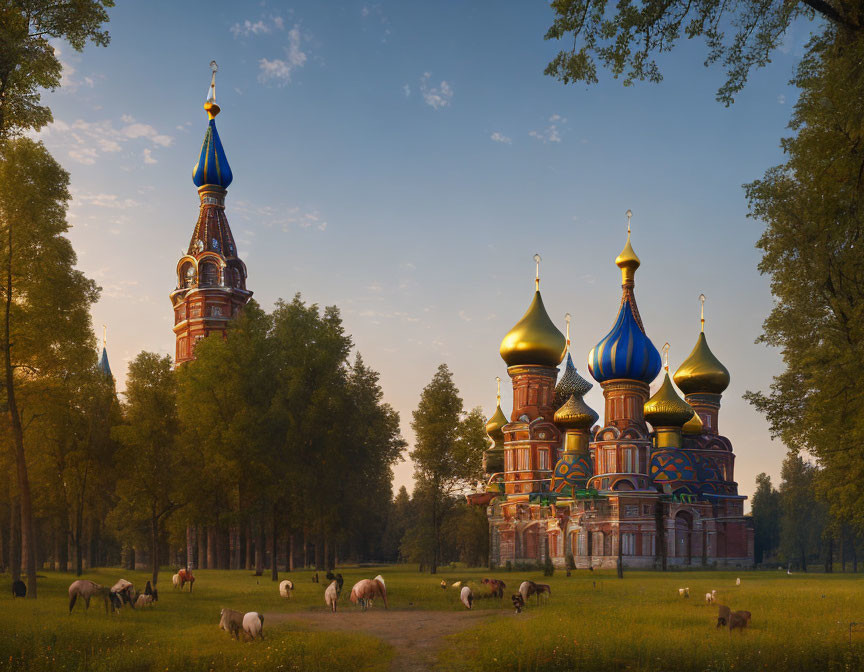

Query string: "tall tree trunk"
[431, 498, 439, 575]
[9, 495, 20, 581]
[288, 533, 294, 572]
[5, 222, 36, 598]
[186, 525, 196, 570]
[824, 536, 833, 573]
[800, 547, 807, 572]
[207, 527, 216, 569]
[270, 504, 278, 582]
[302, 528, 308, 568]
[255, 523, 263, 575]
[245, 525, 252, 570]
[198, 525, 207, 570]
[151, 508, 160, 586]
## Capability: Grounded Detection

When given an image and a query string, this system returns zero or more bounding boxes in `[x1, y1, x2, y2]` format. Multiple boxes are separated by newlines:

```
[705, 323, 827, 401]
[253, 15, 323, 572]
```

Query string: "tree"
[111, 352, 180, 587]
[0, 0, 113, 138]
[0, 138, 99, 597]
[751, 473, 781, 564]
[777, 452, 824, 570]
[410, 364, 486, 574]
[544, 0, 863, 105]
[381, 486, 412, 561]
[744, 32, 864, 537]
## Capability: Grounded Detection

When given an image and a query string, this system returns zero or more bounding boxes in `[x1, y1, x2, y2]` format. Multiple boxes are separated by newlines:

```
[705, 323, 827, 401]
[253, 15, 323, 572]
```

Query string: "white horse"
[325, 580, 339, 612]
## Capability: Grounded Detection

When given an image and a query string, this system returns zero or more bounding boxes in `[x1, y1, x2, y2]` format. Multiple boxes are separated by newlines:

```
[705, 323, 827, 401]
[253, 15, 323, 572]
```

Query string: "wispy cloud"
[490, 132, 512, 144]
[777, 94, 786, 105]
[230, 15, 284, 38]
[53, 44, 98, 93]
[258, 26, 307, 85]
[73, 192, 141, 209]
[419, 73, 453, 110]
[233, 200, 328, 232]
[36, 115, 174, 166]
[529, 113, 566, 144]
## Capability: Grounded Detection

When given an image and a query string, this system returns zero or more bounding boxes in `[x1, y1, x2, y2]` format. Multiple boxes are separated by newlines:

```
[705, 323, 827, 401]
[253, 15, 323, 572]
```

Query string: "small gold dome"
[500, 291, 567, 367]
[644, 373, 694, 428]
[485, 404, 508, 443]
[554, 394, 599, 430]
[615, 230, 640, 285]
[673, 332, 730, 395]
[682, 407, 704, 435]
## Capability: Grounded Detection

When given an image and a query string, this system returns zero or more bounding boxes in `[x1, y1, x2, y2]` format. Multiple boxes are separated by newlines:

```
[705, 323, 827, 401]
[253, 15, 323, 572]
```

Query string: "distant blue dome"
[98, 346, 112, 378]
[192, 119, 233, 188]
[587, 298, 661, 384]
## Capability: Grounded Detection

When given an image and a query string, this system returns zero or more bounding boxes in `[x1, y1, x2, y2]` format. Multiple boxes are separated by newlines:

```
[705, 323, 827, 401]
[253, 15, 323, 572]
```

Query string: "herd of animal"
[678, 577, 752, 632]
[441, 577, 550, 613]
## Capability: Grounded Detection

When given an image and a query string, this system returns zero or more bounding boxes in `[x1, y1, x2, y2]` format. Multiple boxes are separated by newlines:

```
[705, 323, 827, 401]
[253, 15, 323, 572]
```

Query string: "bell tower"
[170, 61, 252, 365]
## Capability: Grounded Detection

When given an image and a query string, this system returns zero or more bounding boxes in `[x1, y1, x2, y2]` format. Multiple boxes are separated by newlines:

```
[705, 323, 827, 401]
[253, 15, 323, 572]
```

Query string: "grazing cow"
[512, 593, 525, 613]
[716, 604, 731, 628]
[279, 580, 294, 598]
[349, 575, 387, 611]
[219, 607, 244, 639]
[177, 569, 195, 592]
[482, 578, 506, 599]
[111, 579, 136, 608]
[460, 586, 474, 610]
[325, 580, 339, 612]
[172, 573, 181, 589]
[242, 612, 264, 640]
[69, 580, 121, 614]
[729, 610, 751, 632]
[12, 580, 26, 598]
[678, 587, 690, 598]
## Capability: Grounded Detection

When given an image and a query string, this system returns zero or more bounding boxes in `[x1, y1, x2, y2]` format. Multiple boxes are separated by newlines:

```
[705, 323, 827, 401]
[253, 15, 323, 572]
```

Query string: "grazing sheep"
[678, 587, 690, 598]
[134, 593, 155, 608]
[12, 580, 26, 598]
[512, 593, 525, 613]
[460, 586, 474, 610]
[111, 579, 136, 608]
[242, 612, 264, 640]
[440, 580, 447, 590]
[172, 573, 181, 589]
[452, 581, 462, 589]
[729, 610, 751, 632]
[519, 581, 536, 603]
[705, 590, 717, 604]
[349, 576, 387, 611]
[716, 604, 731, 628]
[482, 578, 506, 599]
[736, 577, 741, 586]
[325, 580, 339, 613]
[219, 607, 244, 639]
[534, 583, 551, 604]
[69, 580, 121, 614]
[279, 580, 294, 598]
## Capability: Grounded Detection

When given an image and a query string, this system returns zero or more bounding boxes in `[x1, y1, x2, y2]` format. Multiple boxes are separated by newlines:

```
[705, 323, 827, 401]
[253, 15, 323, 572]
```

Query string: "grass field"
[0, 566, 861, 671]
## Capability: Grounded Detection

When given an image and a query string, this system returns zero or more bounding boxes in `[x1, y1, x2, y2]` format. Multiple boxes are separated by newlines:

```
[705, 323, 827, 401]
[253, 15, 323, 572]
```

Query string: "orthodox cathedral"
[478, 219, 753, 568]
[170, 63, 252, 364]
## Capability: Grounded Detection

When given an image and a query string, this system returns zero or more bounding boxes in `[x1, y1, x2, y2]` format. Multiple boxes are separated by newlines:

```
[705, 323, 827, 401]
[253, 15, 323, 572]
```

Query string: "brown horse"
[177, 569, 195, 592]
[481, 578, 506, 599]
[69, 580, 121, 614]
[349, 575, 387, 611]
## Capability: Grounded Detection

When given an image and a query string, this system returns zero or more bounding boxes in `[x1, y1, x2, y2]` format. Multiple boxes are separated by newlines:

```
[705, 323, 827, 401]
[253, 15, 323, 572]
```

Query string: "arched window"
[181, 264, 195, 288]
[200, 262, 218, 286]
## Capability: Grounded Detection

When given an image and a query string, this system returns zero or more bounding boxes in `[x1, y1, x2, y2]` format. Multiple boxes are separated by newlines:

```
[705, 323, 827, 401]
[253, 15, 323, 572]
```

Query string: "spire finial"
[662, 342, 670, 372]
[565, 312, 571, 349]
[626, 209, 632, 235]
[204, 60, 221, 120]
[699, 293, 706, 332]
[495, 376, 501, 404]
[533, 253, 541, 291]
[102, 324, 107, 348]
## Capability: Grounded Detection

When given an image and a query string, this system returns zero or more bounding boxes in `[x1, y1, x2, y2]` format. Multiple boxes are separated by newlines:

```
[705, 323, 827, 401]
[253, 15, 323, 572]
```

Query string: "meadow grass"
[437, 568, 864, 671]
[0, 565, 861, 671]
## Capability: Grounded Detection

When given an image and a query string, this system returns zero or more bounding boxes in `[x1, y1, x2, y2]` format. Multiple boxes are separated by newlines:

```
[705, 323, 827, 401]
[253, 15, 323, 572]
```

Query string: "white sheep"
[705, 589, 717, 604]
[678, 587, 690, 598]
[324, 580, 339, 613]
[172, 573, 181, 589]
[134, 593, 155, 608]
[452, 580, 462, 589]
[242, 612, 264, 640]
[279, 580, 294, 598]
[460, 585, 474, 610]
[736, 577, 741, 586]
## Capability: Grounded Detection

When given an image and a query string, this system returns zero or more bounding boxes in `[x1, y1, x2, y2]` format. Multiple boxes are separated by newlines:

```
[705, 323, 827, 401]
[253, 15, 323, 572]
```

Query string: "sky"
[37, 1, 816, 506]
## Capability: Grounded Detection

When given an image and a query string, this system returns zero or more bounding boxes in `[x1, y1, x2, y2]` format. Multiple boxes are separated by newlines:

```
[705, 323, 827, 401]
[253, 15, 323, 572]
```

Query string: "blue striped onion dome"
[193, 119, 233, 188]
[587, 298, 662, 384]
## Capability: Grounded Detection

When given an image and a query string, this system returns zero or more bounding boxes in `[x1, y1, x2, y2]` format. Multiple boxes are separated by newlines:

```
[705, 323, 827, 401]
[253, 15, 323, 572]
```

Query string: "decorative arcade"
[476, 213, 754, 568]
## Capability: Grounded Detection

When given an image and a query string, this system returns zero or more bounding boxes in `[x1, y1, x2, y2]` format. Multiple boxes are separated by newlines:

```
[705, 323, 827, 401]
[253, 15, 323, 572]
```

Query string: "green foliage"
[543, 553, 554, 577]
[544, 0, 864, 105]
[751, 473, 781, 564]
[0, 0, 114, 137]
[745, 30, 864, 538]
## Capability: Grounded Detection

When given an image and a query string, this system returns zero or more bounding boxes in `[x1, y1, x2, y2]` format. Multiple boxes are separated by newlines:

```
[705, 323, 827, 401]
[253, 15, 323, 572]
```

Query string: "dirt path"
[265, 609, 496, 672]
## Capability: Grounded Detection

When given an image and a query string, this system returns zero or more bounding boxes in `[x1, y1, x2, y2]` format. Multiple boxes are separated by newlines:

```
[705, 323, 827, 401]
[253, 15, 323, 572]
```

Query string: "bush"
[543, 554, 554, 577]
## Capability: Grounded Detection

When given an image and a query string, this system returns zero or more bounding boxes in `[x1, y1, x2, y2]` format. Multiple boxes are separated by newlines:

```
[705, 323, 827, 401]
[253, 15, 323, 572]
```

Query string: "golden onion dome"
[673, 332, 730, 395]
[615, 212, 641, 285]
[682, 406, 704, 435]
[485, 403, 508, 443]
[643, 373, 694, 428]
[500, 290, 567, 367]
[554, 394, 599, 430]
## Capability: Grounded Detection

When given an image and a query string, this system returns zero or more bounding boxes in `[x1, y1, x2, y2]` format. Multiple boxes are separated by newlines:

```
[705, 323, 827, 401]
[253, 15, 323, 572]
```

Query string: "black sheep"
[12, 580, 26, 598]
